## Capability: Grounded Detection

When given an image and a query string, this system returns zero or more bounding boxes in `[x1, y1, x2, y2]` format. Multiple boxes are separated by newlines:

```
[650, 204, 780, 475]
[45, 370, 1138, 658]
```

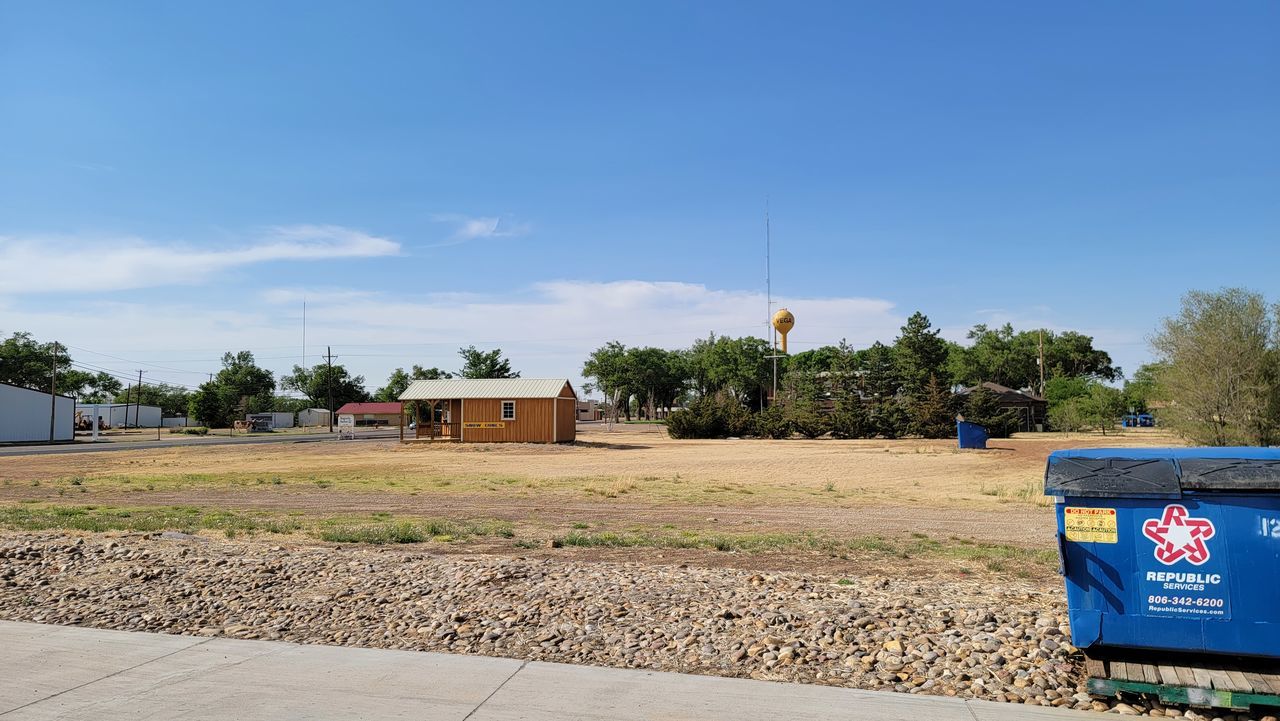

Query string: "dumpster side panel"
[1060, 495, 1280, 659]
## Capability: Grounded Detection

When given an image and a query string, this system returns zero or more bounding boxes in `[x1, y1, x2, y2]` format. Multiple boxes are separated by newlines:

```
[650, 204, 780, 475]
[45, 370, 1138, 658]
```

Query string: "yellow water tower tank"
[771, 308, 795, 353]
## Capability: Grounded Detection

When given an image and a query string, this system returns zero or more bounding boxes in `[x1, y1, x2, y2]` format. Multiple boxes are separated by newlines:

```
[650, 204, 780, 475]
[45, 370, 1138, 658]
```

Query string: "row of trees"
[188, 345, 522, 428]
[1, 333, 522, 429]
[583, 311, 1121, 438]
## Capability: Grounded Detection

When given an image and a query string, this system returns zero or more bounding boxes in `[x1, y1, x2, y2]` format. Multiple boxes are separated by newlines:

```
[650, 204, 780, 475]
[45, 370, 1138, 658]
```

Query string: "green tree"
[862, 341, 906, 438]
[0, 331, 112, 398]
[1043, 376, 1091, 408]
[785, 345, 844, 375]
[961, 386, 1020, 438]
[114, 383, 192, 417]
[686, 334, 772, 407]
[75, 373, 124, 403]
[1151, 288, 1280, 445]
[457, 346, 519, 379]
[187, 351, 276, 427]
[374, 365, 453, 402]
[1122, 362, 1166, 415]
[1079, 383, 1125, 435]
[827, 340, 869, 439]
[583, 341, 632, 422]
[908, 375, 957, 439]
[778, 371, 829, 438]
[280, 362, 369, 409]
[950, 325, 1119, 390]
[893, 312, 951, 397]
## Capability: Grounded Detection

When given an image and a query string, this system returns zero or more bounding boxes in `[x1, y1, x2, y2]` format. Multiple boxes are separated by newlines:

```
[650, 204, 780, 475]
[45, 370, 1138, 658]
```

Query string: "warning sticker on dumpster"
[1064, 507, 1117, 543]
[1135, 503, 1231, 620]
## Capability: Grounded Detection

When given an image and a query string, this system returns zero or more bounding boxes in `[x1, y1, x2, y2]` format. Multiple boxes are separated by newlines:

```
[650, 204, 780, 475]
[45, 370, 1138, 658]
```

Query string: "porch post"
[399, 403, 404, 443]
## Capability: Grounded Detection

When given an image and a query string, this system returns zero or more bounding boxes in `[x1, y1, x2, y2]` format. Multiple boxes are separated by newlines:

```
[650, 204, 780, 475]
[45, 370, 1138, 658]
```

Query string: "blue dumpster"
[1046, 447, 1280, 658]
[957, 421, 988, 450]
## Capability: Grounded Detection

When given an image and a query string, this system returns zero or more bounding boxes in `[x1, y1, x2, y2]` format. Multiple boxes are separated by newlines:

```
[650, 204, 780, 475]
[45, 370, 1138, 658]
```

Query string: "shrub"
[753, 405, 791, 439]
[666, 393, 756, 439]
[169, 426, 209, 435]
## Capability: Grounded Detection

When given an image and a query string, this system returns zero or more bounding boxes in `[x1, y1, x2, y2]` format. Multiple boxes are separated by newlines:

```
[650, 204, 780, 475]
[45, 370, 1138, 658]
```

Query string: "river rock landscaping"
[0, 532, 1269, 720]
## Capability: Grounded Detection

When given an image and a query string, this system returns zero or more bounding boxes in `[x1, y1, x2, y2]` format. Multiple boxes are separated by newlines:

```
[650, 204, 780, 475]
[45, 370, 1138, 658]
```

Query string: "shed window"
[501, 401, 516, 420]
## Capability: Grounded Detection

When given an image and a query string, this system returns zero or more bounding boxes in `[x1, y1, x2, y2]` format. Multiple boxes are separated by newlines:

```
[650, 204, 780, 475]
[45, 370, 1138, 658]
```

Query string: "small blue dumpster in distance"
[1047, 447, 1280, 659]
[957, 421, 988, 449]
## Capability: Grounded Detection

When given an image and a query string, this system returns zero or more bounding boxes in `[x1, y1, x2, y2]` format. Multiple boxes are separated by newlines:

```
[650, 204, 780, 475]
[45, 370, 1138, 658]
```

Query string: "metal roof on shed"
[400, 378, 574, 400]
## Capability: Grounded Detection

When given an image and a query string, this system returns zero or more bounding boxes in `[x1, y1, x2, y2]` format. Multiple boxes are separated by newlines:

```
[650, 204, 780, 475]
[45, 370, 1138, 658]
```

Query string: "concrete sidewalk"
[0, 621, 1108, 720]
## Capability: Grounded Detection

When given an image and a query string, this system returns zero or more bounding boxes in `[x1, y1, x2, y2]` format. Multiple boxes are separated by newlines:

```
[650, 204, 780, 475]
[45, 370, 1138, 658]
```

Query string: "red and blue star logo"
[1142, 504, 1215, 566]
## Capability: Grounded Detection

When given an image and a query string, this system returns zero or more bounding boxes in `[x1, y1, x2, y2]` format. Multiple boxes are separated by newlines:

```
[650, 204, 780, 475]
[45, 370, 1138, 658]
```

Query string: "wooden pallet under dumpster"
[1086, 647, 1280, 712]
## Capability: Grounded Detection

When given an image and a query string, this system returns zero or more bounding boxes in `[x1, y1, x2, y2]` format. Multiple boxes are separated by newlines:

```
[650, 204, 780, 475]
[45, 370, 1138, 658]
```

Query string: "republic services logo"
[1142, 504, 1215, 566]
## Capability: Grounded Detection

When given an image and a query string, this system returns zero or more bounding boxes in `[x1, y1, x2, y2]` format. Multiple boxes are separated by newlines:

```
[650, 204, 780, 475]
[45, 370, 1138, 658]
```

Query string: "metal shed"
[297, 408, 330, 427]
[398, 378, 577, 443]
[0, 382, 74, 443]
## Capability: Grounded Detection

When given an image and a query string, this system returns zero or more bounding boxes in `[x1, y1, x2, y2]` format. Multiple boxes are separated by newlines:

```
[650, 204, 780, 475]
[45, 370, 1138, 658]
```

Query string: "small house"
[959, 382, 1048, 432]
[398, 378, 577, 443]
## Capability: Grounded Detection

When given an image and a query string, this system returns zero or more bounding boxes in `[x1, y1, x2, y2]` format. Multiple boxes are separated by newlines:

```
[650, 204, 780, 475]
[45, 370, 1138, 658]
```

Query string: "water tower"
[771, 308, 795, 353]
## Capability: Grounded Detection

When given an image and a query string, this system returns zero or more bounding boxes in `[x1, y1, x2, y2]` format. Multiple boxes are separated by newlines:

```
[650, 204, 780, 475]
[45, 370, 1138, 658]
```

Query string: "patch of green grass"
[571, 521, 590, 529]
[315, 518, 515, 545]
[0, 505, 305, 535]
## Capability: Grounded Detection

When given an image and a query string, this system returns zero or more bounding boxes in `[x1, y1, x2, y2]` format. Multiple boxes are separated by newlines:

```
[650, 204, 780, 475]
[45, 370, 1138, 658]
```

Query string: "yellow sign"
[463, 422, 505, 429]
[1064, 506, 1118, 543]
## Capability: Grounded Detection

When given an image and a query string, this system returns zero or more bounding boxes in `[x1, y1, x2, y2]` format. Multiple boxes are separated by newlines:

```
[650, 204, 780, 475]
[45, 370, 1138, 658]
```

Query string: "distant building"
[1, 382, 73, 443]
[74, 402, 162, 429]
[334, 402, 405, 427]
[245, 412, 295, 430]
[297, 408, 331, 427]
[398, 378, 577, 443]
[959, 382, 1048, 432]
[576, 400, 600, 422]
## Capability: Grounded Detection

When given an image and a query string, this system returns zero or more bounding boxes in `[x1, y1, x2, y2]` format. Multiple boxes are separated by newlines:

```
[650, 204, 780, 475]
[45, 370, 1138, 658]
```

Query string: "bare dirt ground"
[0, 426, 1180, 556]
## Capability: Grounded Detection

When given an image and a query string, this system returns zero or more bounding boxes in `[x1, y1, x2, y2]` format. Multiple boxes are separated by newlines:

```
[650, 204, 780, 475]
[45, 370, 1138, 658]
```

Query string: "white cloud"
[0, 280, 906, 394]
[0, 225, 399, 294]
[429, 214, 531, 246]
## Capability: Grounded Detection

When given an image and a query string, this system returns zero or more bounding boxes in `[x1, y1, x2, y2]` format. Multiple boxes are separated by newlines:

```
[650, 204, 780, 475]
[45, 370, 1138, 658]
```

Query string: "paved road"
[0, 621, 1108, 721]
[0, 430, 399, 457]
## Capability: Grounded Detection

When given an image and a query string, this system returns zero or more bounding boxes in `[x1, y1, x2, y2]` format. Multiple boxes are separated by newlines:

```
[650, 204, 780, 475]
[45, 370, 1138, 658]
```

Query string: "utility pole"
[134, 370, 144, 430]
[1038, 329, 1046, 397]
[325, 346, 335, 433]
[48, 342, 59, 443]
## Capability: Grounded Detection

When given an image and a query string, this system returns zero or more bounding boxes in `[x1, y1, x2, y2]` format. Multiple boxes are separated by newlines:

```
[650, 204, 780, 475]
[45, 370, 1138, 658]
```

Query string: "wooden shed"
[398, 378, 577, 443]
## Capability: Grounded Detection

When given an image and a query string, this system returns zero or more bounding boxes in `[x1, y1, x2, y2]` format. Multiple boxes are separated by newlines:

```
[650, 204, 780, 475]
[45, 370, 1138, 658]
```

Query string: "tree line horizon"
[2, 287, 1271, 444]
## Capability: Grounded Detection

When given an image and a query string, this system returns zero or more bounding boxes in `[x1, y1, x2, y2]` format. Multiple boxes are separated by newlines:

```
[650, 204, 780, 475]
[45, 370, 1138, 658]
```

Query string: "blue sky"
[1, 1, 1277, 396]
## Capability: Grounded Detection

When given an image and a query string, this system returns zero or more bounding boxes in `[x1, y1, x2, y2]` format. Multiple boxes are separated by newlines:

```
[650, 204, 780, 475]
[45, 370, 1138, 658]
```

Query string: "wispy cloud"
[429, 213, 531, 247]
[0, 225, 399, 294]
[0, 280, 906, 391]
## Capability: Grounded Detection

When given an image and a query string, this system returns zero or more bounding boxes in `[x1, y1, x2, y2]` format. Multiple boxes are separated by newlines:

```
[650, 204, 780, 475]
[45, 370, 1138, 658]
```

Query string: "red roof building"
[334, 402, 404, 427]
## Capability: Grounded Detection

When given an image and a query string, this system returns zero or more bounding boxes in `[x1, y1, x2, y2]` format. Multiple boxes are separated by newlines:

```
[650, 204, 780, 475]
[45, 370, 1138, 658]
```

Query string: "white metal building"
[1, 382, 74, 443]
[246, 412, 295, 429]
[297, 408, 330, 427]
[74, 403, 162, 429]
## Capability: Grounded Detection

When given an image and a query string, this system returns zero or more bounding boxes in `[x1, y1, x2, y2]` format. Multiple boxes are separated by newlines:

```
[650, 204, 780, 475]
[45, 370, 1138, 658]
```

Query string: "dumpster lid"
[1045, 447, 1280, 496]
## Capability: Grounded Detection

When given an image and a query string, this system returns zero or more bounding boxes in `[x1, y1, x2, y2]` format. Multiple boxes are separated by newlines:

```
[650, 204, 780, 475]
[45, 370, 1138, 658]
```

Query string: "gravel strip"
[0, 533, 1268, 719]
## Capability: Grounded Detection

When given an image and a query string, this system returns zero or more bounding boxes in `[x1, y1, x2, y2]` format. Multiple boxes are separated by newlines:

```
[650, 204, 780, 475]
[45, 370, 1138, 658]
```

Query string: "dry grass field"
[0, 425, 1183, 579]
